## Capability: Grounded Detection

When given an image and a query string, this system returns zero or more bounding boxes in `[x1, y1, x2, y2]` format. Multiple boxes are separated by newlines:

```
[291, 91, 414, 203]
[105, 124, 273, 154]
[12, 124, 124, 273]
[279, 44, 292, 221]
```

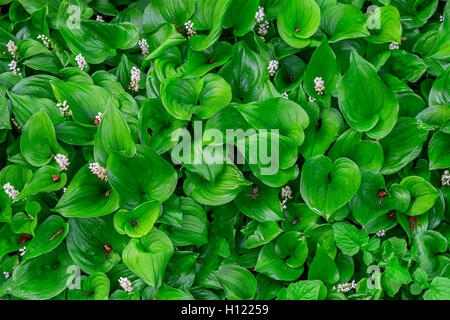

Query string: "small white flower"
[280, 185, 293, 211]
[138, 38, 149, 57]
[267, 60, 279, 77]
[335, 280, 357, 293]
[129, 66, 141, 92]
[37, 34, 51, 49]
[19, 246, 26, 257]
[389, 41, 399, 50]
[184, 20, 197, 39]
[75, 53, 87, 71]
[54, 154, 70, 171]
[89, 162, 108, 181]
[94, 112, 103, 125]
[11, 118, 22, 131]
[314, 77, 325, 95]
[282, 92, 289, 99]
[255, 6, 265, 23]
[63, 187, 67, 193]
[376, 229, 386, 237]
[441, 170, 450, 186]
[3, 271, 11, 279]
[119, 277, 133, 294]
[8, 60, 21, 76]
[308, 96, 316, 102]
[96, 15, 104, 22]
[3, 183, 19, 200]
[7, 40, 18, 59]
[56, 100, 72, 117]
[439, 15, 444, 23]
[257, 20, 270, 41]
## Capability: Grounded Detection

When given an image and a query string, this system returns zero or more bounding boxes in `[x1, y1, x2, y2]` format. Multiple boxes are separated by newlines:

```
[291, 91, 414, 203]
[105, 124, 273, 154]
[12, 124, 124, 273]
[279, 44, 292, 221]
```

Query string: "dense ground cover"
[0, 0, 449, 300]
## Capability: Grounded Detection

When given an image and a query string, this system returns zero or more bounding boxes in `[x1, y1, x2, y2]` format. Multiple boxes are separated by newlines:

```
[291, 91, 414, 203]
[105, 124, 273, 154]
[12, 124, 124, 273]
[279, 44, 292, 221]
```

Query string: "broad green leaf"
[400, 176, 439, 216]
[9, 245, 75, 300]
[277, 280, 327, 300]
[300, 155, 361, 218]
[215, 264, 257, 300]
[277, 0, 320, 48]
[189, 0, 232, 51]
[332, 222, 369, 256]
[23, 215, 69, 261]
[67, 217, 123, 274]
[67, 272, 110, 300]
[303, 36, 340, 107]
[184, 164, 251, 206]
[20, 110, 61, 167]
[337, 50, 399, 139]
[107, 145, 177, 209]
[122, 228, 174, 287]
[321, 4, 369, 42]
[57, 0, 139, 64]
[308, 244, 339, 285]
[366, 5, 402, 44]
[114, 201, 161, 238]
[328, 129, 384, 172]
[16, 166, 67, 201]
[380, 118, 429, 175]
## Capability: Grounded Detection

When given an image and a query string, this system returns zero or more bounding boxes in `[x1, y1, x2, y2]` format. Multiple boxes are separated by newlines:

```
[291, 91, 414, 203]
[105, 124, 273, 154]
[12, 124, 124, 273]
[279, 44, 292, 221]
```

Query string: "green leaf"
[54, 164, 119, 218]
[303, 36, 340, 107]
[215, 264, 257, 300]
[277, 0, 320, 48]
[67, 217, 122, 274]
[223, 0, 258, 36]
[423, 277, 450, 300]
[308, 244, 339, 285]
[399, 176, 439, 216]
[154, 0, 195, 26]
[255, 232, 308, 281]
[165, 197, 208, 247]
[337, 50, 399, 139]
[122, 228, 174, 287]
[23, 215, 69, 261]
[114, 201, 160, 238]
[107, 145, 177, 209]
[184, 164, 251, 206]
[277, 280, 327, 300]
[188, 0, 232, 51]
[142, 23, 186, 61]
[236, 98, 309, 146]
[242, 221, 282, 249]
[300, 155, 361, 218]
[20, 110, 61, 167]
[428, 128, 450, 170]
[57, 0, 139, 64]
[234, 183, 283, 222]
[9, 245, 75, 300]
[16, 166, 67, 201]
[218, 41, 267, 102]
[328, 129, 384, 172]
[366, 5, 402, 44]
[67, 272, 110, 300]
[332, 222, 369, 256]
[321, 4, 369, 42]
[93, 98, 136, 165]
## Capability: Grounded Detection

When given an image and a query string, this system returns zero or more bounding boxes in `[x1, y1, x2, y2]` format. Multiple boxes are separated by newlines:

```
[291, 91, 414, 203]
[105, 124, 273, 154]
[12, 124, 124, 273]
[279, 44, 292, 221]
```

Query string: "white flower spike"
[3, 182, 19, 200]
[268, 60, 279, 77]
[55, 154, 70, 171]
[119, 277, 133, 294]
[129, 66, 141, 92]
[89, 162, 108, 181]
[314, 77, 325, 95]
[75, 53, 87, 71]
[255, 6, 265, 23]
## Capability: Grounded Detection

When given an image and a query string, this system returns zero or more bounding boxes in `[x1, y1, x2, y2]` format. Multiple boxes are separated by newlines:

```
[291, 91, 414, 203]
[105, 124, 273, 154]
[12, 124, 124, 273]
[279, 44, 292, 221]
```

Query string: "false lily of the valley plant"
[0, 0, 449, 301]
